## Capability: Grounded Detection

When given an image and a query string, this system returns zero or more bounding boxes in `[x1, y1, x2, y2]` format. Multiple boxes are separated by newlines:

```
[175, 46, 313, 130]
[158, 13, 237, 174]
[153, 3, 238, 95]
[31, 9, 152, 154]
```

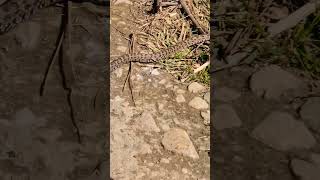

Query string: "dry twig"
[180, 0, 208, 34]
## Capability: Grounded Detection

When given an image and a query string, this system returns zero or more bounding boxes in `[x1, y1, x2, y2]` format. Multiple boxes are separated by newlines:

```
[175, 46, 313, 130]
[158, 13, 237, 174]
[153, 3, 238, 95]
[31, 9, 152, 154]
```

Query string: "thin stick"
[121, 34, 136, 106]
[194, 60, 210, 73]
[40, 30, 65, 96]
[180, 0, 208, 34]
[268, 2, 320, 37]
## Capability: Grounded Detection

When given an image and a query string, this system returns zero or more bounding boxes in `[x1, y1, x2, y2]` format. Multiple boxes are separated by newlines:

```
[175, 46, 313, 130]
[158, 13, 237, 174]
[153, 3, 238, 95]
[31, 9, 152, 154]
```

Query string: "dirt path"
[1, 0, 319, 180]
[110, 1, 210, 179]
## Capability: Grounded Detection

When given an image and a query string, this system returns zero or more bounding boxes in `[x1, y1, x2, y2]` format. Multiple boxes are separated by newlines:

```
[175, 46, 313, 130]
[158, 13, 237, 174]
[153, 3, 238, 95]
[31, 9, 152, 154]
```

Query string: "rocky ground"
[212, 0, 320, 179]
[0, 0, 320, 180]
[110, 1, 210, 179]
[110, 0, 320, 180]
[213, 64, 320, 180]
[0, 2, 108, 180]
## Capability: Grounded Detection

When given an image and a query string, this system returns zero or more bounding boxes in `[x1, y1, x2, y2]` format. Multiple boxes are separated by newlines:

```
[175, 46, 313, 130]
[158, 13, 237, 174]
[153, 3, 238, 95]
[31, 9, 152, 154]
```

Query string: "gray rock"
[214, 87, 240, 102]
[213, 104, 241, 130]
[201, 110, 210, 125]
[135, 112, 160, 132]
[161, 128, 199, 159]
[203, 92, 210, 103]
[176, 89, 186, 94]
[290, 158, 320, 180]
[299, 97, 320, 133]
[160, 158, 170, 164]
[188, 82, 206, 93]
[176, 94, 186, 103]
[188, 97, 209, 110]
[250, 65, 306, 100]
[252, 111, 316, 151]
[151, 69, 160, 76]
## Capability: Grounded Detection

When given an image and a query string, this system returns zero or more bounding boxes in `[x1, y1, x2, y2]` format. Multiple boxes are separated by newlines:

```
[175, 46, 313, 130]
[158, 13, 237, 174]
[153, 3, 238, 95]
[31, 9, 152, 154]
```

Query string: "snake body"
[0, 0, 109, 34]
[0, 0, 61, 34]
[1, 1, 209, 72]
[110, 34, 210, 72]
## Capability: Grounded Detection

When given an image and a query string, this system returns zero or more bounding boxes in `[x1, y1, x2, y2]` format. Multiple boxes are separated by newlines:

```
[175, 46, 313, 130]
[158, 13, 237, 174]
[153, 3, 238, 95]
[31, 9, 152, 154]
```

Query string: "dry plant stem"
[268, 2, 320, 37]
[194, 60, 210, 73]
[224, 28, 244, 55]
[161, 2, 179, 6]
[179, 0, 208, 34]
[40, 31, 65, 96]
[212, 1, 320, 73]
[122, 34, 136, 106]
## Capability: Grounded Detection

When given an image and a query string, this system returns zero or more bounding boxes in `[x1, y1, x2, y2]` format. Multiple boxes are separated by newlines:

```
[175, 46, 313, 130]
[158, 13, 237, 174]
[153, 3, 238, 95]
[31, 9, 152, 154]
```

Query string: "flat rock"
[159, 79, 166, 84]
[176, 89, 186, 94]
[250, 65, 306, 100]
[214, 87, 241, 102]
[176, 94, 186, 103]
[188, 97, 209, 110]
[252, 111, 316, 151]
[160, 158, 170, 164]
[161, 128, 199, 159]
[203, 92, 210, 103]
[213, 104, 241, 130]
[151, 69, 160, 76]
[201, 110, 210, 125]
[299, 97, 320, 133]
[188, 82, 206, 93]
[135, 112, 160, 132]
[290, 158, 320, 180]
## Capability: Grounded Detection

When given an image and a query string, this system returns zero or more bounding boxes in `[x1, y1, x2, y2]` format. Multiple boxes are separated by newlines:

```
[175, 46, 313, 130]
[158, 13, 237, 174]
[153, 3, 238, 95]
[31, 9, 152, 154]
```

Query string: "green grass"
[161, 48, 210, 85]
[215, 0, 320, 77]
[288, 12, 320, 76]
[189, 65, 210, 84]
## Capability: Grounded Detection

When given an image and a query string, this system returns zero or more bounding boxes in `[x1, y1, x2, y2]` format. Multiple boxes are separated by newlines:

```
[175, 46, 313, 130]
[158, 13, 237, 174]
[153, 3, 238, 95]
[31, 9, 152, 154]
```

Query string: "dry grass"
[213, 0, 320, 78]
[131, 0, 210, 84]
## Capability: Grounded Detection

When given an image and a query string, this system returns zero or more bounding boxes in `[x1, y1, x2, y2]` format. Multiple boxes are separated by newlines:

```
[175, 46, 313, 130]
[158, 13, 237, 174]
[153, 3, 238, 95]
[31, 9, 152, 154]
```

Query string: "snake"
[0, 0, 209, 72]
[110, 34, 210, 72]
[0, 0, 109, 35]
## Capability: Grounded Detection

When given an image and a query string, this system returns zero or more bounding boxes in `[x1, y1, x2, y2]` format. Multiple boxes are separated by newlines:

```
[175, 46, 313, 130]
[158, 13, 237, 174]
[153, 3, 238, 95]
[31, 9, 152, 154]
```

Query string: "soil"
[1, 0, 319, 180]
[0, 2, 108, 180]
[110, 1, 210, 179]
